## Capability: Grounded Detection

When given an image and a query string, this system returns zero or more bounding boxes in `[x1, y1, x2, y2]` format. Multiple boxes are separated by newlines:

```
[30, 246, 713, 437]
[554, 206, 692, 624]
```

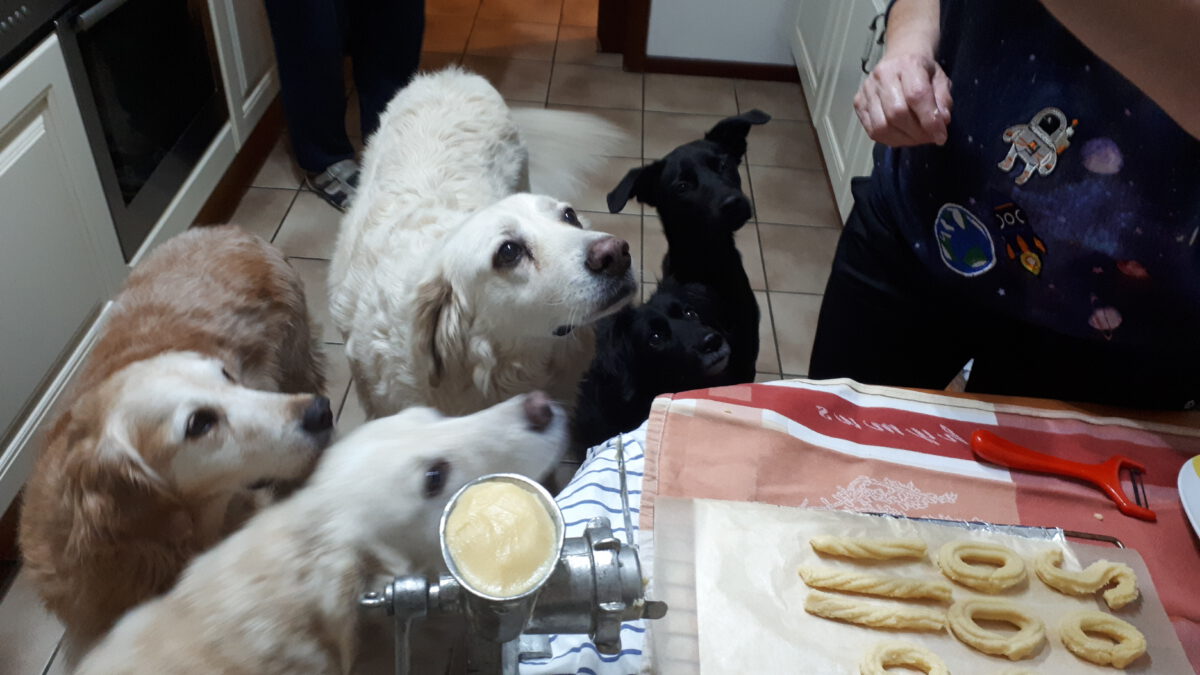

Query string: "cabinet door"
[790, 0, 843, 115]
[208, 0, 279, 147]
[811, 0, 878, 220]
[0, 36, 125, 506]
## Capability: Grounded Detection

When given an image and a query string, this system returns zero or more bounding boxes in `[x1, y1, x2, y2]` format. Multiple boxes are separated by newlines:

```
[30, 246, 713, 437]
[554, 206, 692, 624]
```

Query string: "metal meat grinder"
[360, 471, 667, 675]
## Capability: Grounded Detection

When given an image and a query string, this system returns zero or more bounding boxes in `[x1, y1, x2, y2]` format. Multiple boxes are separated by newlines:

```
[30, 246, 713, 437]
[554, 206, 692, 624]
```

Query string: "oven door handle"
[76, 0, 133, 31]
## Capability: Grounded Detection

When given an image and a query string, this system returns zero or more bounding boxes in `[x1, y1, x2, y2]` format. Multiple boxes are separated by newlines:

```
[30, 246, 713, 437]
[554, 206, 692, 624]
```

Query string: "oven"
[56, 0, 227, 261]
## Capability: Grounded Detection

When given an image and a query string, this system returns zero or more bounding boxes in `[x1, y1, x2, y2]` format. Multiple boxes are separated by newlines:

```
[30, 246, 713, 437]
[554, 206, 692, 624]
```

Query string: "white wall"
[646, 0, 797, 66]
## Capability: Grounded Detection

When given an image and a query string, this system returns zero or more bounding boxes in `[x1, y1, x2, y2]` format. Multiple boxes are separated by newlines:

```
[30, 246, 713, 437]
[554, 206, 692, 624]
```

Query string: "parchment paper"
[648, 497, 1190, 674]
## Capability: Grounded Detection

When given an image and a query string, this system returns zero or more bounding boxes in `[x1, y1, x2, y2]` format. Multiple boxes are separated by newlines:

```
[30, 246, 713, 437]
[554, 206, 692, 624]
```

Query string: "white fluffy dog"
[329, 68, 638, 419]
[75, 392, 567, 675]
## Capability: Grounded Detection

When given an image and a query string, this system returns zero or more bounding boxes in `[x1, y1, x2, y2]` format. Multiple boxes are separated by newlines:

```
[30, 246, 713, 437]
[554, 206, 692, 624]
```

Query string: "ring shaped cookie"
[938, 540, 1027, 592]
[1034, 548, 1139, 610]
[1059, 610, 1147, 668]
[947, 598, 1046, 660]
[859, 640, 949, 675]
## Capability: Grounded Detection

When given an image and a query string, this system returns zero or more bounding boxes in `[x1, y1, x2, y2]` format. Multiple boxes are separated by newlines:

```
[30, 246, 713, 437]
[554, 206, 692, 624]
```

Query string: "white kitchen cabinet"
[0, 35, 126, 510]
[208, 0, 279, 147]
[791, 0, 886, 220]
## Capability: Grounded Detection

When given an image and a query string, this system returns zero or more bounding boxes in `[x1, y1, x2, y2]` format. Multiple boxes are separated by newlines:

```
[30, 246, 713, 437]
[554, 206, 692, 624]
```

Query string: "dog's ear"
[704, 109, 772, 157]
[413, 274, 471, 388]
[607, 162, 664, 212]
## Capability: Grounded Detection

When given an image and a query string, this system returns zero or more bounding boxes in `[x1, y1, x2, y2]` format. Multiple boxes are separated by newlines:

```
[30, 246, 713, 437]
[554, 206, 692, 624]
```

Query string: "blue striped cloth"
[521, 422, 649, 675]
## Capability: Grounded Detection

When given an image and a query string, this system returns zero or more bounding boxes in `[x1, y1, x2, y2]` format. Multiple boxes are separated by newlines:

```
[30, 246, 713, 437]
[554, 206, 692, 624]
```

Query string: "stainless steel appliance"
[0, 1, 74, 73]
[56, 0, 226, 260]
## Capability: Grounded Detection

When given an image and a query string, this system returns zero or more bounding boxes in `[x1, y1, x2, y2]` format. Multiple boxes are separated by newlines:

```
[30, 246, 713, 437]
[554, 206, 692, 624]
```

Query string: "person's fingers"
[867, 91, 920, 146]
[932, 68, 954, 125]
[899, 68, 947, 145]
[878, 75, 930, 143]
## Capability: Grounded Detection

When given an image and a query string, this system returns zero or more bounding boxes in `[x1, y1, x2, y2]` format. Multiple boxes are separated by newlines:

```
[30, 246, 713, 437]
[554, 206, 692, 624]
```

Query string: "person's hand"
[854, 50, 953, 147]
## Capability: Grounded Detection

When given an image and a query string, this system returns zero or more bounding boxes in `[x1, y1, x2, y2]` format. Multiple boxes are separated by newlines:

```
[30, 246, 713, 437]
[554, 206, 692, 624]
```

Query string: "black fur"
[573, 279, 731, 450]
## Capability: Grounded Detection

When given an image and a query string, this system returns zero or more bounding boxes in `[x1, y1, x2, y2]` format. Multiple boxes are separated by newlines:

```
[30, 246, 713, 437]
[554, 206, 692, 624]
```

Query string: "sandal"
[306, 158, 360, 212]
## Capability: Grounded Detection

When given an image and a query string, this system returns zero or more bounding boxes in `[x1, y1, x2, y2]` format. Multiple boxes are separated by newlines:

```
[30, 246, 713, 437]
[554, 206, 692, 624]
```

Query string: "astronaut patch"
[998, 107, 1078, 184]
[934, 203, 996, 277]
[992, 202, 1046, 276]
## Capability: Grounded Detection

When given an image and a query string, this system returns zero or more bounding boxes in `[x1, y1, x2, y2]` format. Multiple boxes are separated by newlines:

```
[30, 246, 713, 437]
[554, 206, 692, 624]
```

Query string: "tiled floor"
[2, 6, 842, 672]
[238, 0, 838, 430]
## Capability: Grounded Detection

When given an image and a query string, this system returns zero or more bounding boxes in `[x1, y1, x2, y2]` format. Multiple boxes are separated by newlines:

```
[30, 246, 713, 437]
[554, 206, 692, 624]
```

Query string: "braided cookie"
[1059, 610, 1147, 668]
[799, 565, 953, 603]
[947, 598, 1046, 660]
[809, 535, 927, 560]
[859, 640, 949, 675]
[1033, 548, 1139, 610]
[804, 590, 946, 632]
[937, 540, 1027, 592]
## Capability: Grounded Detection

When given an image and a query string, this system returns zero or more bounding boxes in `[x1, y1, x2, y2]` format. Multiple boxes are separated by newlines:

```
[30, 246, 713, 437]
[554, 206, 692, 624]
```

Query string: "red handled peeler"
[970, 430, 1156, 522]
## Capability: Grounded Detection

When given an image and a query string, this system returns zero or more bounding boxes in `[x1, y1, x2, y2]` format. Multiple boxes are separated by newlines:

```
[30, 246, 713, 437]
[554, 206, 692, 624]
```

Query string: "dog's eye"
[493, 241, 525, 268]
[561, 207, 581, 227]
[673, 181, 691, 194]
[648, 330, 665, 346]
[683, 308, 699, 320]
[185, 409, 219, 439]
[423, 459, 450, 498]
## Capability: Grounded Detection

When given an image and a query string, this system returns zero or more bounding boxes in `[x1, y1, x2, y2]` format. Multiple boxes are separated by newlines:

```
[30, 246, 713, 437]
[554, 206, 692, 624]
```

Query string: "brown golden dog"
[19, 225, 331, 659]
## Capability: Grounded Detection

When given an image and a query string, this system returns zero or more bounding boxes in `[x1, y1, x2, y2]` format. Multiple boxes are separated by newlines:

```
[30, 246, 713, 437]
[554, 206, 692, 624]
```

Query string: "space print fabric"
[869, 0, 1200, 348]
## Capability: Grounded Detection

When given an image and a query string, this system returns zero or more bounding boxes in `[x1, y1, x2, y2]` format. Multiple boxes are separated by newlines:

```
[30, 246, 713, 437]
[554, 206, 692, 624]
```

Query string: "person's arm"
[1039, 0, 1200, 140]
[854, 0, 953, 147]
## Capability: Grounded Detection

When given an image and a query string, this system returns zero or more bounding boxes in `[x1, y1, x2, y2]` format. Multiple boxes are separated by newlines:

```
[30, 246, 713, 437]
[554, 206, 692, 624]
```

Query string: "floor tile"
[0, 566, 65, 675]
[43, 644, 69, 675]
[250, 133, 304, 189]
[749, 165, 840, 227]
[641, 282, 657, 303]
[644, 73, 738, 116]
[338, 383, 369, 432]
[224, 187, 296, 242]
[641, 220, 665, 283]
[756, 290, 781, 374]
[584, 212, 642, 277]
[755, 372, 781, 383]
[274, 191, 341, 258]
[427, 0, 479, 17]
[575, 156, 642, 214]
[642, 215, 764, 290]
[419, 51, 462, 73]
[288, 257, 340, 343]
[322, 343, 353, 413]
[770, 291, 822, 375]
[747, 119, 823, 170]
[561, 0, 599, 27]
[548, 63, 642, 110]
[759, 223, 840, 294]
[547, 104, 641, 158]
[736, 79, 810, 121]
[642, 111, 723, 159]
[462, 56, 552, 102]
[466, 19, 558, 61]
[423, 13, 475, 53]
[554, 24, 621, 68]
[478, 0, 562, 24]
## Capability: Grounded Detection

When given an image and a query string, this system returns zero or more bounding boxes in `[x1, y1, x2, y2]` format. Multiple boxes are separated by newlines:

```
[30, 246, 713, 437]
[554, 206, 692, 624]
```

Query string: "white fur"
[329, 68, 637, 419]
[75, 394, 567, 675]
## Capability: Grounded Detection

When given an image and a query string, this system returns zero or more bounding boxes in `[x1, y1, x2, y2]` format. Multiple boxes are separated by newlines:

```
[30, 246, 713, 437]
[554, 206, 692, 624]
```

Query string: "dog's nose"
[701, 333, 725, 354]
[586, 237, 631, 277]
[523, 391, 554, 432]
[301, 396, 333, 433]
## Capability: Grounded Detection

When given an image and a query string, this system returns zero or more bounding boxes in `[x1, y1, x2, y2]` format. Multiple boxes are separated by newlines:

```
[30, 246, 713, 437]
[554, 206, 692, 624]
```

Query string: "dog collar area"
[552, 325, 573, 336]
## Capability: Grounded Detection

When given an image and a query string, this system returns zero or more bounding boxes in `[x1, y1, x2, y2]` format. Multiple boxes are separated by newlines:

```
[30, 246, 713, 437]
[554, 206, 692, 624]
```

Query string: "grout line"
[267, 189, 302, 245]
[285, 254, 334, 263]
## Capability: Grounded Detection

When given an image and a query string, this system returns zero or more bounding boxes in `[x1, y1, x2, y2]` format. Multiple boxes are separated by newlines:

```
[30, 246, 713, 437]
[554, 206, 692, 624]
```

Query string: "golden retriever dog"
[329, 68, 638, 421]
[19, 225, 331, 659]
[74, 392, 566, 675]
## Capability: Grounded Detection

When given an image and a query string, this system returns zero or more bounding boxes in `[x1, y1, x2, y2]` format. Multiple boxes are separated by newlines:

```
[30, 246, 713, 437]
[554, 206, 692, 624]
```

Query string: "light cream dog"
[329, 68, 637, 420]
[74, 392, 567, 675]
[19, 225, 330, 658]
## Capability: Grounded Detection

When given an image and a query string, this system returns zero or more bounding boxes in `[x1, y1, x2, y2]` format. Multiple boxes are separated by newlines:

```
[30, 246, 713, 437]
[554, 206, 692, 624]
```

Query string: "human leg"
[348, 0, 425, 139]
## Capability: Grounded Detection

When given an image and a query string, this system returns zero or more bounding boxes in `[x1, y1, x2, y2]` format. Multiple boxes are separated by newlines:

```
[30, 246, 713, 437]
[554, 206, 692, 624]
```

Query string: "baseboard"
[639, 56, 800, 83]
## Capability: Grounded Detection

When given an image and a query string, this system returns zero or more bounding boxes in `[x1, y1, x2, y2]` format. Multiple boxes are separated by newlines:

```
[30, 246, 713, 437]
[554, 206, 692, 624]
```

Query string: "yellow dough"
[444, 481, 557, 598]
[804, 590, 946, 632]
[1033, 548, 1139, 610]
[1059, 610, 1147, 668]
[937, 540, 1027, 593]
[809, 535, 927, 560]
[859, 640, 949, 675]
[947, 598, 1046, 660]
[798, 565, 953, 603]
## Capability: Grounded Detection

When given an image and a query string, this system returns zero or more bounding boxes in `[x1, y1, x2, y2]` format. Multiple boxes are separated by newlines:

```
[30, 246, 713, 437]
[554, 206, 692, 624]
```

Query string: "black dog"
[573, 279, 731, 450]
[607, 109, 769, 383]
